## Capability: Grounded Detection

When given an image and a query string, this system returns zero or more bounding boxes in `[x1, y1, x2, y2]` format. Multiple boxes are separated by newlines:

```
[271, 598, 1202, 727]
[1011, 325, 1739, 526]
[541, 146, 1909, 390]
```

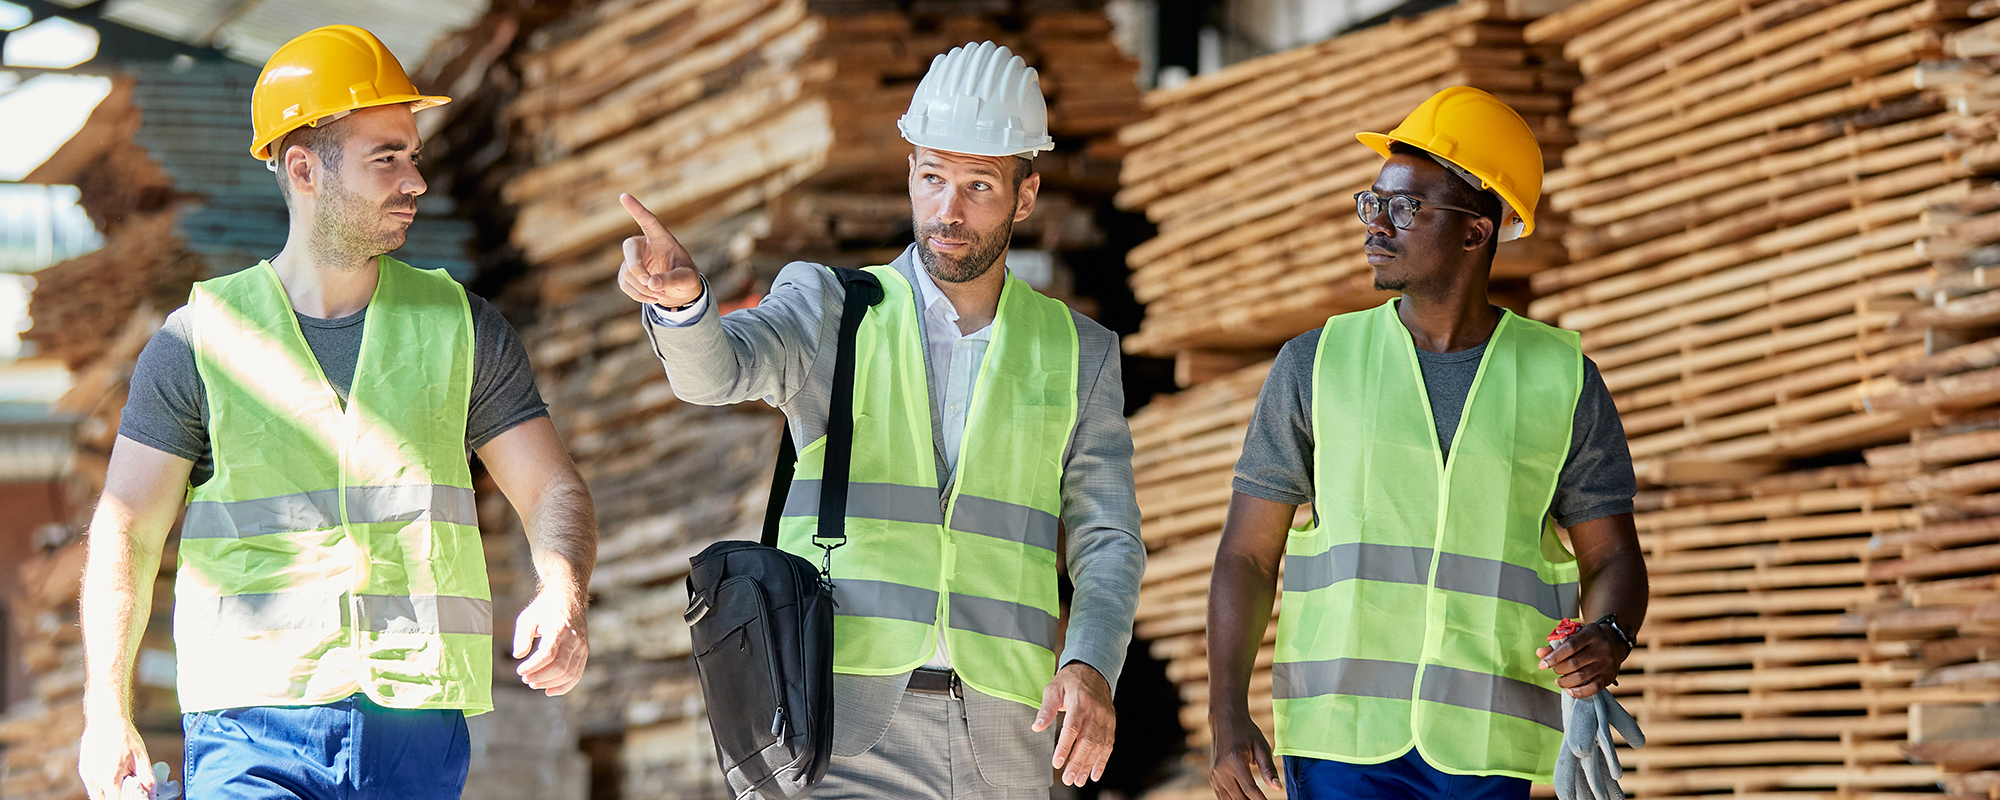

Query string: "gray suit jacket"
[643, 246, 1146, 761]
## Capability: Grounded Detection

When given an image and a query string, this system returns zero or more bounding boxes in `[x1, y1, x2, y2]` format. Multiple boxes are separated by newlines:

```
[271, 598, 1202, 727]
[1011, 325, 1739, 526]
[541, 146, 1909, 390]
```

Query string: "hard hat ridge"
[899, 41, 1056, 159]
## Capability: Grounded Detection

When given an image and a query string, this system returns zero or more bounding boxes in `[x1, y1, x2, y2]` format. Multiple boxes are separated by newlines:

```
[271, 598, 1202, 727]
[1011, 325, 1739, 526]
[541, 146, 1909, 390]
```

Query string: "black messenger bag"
[684, 267, 882, 800]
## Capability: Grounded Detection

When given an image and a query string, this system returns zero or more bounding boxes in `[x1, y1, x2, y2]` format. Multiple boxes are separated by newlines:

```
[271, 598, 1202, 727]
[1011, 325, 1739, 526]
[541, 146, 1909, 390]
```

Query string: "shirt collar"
[910, 260, 959, 324]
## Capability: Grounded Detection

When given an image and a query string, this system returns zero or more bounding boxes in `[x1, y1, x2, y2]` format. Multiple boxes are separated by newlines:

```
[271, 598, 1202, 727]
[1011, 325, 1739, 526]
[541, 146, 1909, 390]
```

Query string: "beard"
[310, 173, 415, 268]
[914, 217, 1013, 284]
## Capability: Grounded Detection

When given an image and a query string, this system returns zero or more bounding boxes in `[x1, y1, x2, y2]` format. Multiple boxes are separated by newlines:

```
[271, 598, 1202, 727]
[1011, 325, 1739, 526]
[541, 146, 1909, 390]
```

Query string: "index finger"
[619, 193, 670, 242]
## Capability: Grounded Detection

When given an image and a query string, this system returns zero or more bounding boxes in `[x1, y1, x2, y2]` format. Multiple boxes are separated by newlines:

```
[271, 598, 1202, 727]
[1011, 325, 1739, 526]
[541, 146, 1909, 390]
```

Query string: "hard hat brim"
[1354, 130, 1536, 239]
[251, 94, 450, 160]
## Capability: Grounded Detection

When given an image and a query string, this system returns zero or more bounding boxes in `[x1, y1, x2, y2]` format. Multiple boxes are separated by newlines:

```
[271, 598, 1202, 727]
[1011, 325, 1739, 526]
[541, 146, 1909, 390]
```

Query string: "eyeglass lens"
[1355, 192, 1417, 229]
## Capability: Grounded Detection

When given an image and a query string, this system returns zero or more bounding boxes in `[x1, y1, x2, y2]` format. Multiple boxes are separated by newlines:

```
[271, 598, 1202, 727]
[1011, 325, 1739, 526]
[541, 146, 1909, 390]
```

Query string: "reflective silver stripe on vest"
[949, 593, 1059, 650]
[1284, 543, 1579, 619]
[185, 591, 346, 633]
[1434, 553, 1580, 621]
[1418, 664, 1563, 731]
[356, 594, 492, 635]
[183, 485, 479, 539]
[1271, 658, 1418, 701]
[949, 495, 1060, 552]
[1284, 543, 1430, 593]
[183, 592, 492, 636]
[783, 481, 945, 525]
[833, 579, 940, 624]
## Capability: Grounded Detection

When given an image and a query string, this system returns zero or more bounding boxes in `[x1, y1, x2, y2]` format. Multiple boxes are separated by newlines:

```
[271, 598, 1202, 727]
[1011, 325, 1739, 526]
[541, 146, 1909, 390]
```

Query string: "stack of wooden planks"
[1522, 0, 1999, 485]
[1111, 0, 1580, 363]
[1521, 0, 2000, 796]
[495, 2, 1145, 795]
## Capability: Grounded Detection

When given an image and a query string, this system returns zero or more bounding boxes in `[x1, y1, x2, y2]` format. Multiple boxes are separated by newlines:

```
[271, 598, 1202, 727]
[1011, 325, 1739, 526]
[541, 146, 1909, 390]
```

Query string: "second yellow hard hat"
[249, 25, 449, 161]
[1357, 86, 1543, 241]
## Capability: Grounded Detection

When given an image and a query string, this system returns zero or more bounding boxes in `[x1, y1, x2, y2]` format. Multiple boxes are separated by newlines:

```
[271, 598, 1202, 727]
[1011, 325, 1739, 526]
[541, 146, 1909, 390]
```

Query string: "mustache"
[1365, 234, 1399, 253]
[383, 199, 418, 213]
[918, 222, 972, 241]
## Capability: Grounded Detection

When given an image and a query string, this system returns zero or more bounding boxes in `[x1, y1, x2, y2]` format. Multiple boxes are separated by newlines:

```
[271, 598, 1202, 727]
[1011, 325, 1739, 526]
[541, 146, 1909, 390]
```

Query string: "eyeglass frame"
[1353, 190, 1489, 230]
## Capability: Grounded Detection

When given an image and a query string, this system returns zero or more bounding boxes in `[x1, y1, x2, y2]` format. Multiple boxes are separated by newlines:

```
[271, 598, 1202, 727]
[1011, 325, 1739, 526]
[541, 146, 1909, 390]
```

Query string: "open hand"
[1035, 662, 1116, 787]
[615, 193, 703, 308]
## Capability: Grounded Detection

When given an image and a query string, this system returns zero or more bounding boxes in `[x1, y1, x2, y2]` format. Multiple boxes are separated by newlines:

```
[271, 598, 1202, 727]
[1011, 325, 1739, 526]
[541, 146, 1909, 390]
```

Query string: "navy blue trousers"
[183, 694, 470, 800]
[1284, 750, 1530, 800]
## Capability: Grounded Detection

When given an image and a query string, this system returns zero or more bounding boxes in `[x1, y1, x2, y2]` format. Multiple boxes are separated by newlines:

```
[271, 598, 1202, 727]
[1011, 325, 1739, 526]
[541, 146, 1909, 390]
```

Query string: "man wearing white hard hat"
[617, 41, 1145, 796]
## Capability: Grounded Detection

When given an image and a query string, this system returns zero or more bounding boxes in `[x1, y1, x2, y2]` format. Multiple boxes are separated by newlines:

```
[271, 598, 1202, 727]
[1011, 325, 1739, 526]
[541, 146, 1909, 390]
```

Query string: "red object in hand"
[1548, 618, 1581, 643]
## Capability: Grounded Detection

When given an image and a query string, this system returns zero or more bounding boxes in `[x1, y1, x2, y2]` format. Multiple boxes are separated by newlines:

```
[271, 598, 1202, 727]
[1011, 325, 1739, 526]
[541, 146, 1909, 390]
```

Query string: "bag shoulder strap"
[762, 267, 884, 548]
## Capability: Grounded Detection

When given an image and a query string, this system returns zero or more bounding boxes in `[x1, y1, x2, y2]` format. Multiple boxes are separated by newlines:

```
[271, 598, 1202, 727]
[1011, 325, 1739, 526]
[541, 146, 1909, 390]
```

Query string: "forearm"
[1061, 526, 1144, 689]
[641, 263, 833, 407]
[1571, 512, 1648, 638]
[1209, 492, 1292, 722]
[79, 501, 164, 722]
[1580, 554, 1647, 636]
[524, 476, 596, 614]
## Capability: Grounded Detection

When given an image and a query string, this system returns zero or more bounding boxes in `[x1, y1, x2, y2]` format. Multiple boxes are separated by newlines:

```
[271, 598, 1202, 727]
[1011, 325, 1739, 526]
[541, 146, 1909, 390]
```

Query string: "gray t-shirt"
[1233, 317, 1636, 528]
[121, 292, 550, 486]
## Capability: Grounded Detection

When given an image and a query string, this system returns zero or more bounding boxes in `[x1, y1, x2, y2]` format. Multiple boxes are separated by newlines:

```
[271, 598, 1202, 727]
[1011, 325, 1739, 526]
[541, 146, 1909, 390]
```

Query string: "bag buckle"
[815, 538, 844, 582]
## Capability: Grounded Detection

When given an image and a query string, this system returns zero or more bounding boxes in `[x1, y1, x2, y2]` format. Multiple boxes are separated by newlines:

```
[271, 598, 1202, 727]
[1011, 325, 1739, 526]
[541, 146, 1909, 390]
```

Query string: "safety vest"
[1272, 299, 1583, 781]
[777, 264, 1079, 708]
[175, 257, 491, 714]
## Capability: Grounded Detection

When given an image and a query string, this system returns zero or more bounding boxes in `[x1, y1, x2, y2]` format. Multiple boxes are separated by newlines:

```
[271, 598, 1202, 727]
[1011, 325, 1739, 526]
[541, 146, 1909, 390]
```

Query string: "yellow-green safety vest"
[176, 257, 491, 714]
[1273, 299, 1583, 781]
[777, 264, 1079, 708]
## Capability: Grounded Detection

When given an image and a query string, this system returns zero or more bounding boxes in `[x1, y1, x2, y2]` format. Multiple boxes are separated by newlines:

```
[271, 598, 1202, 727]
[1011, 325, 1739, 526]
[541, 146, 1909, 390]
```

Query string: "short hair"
[1388, 141, 1503, 224]
[273, 119, 348, 205]
[1012, 156, 1034, 193]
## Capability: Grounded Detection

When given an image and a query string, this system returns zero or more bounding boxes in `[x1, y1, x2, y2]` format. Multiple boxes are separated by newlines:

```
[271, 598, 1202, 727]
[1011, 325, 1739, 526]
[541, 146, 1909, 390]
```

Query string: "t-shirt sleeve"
[1231, 330, 1320, 507]
[466, 293, 551, 451]
[117, 308, 210, 464]
[1550, 356, 1637, 528]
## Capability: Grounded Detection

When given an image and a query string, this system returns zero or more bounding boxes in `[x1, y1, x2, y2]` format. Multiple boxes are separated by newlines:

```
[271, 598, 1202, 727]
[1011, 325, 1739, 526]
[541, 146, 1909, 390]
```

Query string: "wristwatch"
[1594, 613, 1637, 654]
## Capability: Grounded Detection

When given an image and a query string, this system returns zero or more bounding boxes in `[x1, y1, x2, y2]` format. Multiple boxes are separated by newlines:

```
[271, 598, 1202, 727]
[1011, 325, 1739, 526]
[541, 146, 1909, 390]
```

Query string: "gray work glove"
[120, 762, 182, 800]
[1553, 691, 1644, 800]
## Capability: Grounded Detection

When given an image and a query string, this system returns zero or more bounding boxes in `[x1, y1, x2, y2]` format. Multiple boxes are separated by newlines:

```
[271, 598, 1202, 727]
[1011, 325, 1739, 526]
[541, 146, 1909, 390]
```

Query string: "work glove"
[1553, 690, 1644, 800]
[120, 762, 181, 800]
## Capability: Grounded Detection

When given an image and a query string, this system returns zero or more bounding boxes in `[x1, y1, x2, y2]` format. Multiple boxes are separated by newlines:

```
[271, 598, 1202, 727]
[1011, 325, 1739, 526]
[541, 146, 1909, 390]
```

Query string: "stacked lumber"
[1511, 0, 2000, 797]
[496, 2, 1146, 795]
[505, 0, 1141, 300]
[1522, 0, 1999, 485]
[1112, 0, 1580, 362]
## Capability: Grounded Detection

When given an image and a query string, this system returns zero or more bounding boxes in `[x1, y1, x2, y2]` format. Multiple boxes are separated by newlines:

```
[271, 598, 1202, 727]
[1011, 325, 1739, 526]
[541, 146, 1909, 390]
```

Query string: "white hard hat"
[898, 41, 1055, 159]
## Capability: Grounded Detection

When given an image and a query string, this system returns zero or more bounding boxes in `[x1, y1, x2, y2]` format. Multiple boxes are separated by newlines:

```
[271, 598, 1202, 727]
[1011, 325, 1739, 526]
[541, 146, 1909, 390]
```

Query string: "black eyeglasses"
[1354, 191, 1485, 230]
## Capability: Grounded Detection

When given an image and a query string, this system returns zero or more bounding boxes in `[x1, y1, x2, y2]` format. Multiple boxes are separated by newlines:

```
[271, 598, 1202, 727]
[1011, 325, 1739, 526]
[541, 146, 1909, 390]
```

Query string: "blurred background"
[6, 0, 2000, 798]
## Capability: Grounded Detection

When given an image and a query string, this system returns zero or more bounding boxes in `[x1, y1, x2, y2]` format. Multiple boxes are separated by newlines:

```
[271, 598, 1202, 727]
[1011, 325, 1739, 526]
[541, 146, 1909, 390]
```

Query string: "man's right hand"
[616, 193, 704, 309]
[1210, 714, 1282, 800]
[78, 717, 152, 800]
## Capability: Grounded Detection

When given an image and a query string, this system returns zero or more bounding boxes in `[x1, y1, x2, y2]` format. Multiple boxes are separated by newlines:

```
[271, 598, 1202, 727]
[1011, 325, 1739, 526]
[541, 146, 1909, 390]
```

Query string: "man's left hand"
[514, 591, 589, 696]
[1537, 622, 1629, 699]
[1034, 661, 1116, 787]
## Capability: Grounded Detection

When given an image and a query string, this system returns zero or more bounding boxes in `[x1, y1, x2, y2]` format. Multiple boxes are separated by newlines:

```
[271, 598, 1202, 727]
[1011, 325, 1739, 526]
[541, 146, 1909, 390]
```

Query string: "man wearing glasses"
[1203, 87, 1648, 800]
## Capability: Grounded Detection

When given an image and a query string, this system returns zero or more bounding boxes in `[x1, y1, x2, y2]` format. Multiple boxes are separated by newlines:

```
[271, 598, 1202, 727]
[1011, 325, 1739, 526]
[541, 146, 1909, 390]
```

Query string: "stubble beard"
[915, 217, 1013, 284]
[310, 173, 415, 269]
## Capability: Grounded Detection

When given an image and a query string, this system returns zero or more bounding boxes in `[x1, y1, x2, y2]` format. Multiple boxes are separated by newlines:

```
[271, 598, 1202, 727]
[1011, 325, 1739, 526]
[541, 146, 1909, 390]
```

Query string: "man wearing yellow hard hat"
[1205, 87, 1649, 800]
[76, 25, 596, 800]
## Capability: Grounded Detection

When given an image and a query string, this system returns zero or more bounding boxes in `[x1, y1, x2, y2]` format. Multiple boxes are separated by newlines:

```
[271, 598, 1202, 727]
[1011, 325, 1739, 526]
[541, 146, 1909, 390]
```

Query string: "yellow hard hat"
[1357, 86, 1542, 241]
[249, 25, 449, 160]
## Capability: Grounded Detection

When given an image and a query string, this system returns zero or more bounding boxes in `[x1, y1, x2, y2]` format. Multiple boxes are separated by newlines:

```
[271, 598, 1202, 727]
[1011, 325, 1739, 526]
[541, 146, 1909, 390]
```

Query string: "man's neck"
[270, 234, 381, 320]
[921, 253, 1007, 336]
[1395, 279, 1500, 354]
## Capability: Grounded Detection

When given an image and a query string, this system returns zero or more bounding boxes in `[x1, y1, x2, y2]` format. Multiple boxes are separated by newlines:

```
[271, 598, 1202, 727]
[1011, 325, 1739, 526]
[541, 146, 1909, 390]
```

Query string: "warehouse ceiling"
[16, 0, 486, 65]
